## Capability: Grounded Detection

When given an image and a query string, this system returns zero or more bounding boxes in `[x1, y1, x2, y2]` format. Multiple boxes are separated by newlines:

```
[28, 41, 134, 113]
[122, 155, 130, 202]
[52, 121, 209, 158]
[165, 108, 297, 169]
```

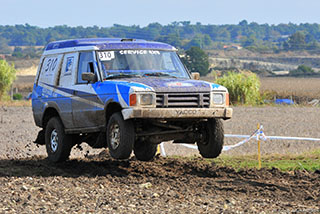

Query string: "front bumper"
[122, 107, 233, 120]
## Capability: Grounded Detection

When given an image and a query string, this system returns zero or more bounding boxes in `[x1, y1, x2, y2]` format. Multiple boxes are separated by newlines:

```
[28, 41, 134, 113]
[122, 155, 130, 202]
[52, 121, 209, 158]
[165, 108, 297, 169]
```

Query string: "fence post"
[257, 123, 261, 169]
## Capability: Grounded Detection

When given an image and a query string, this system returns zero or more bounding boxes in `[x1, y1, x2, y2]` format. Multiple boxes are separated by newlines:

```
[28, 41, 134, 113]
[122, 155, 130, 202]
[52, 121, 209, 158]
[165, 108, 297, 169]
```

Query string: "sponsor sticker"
[166, 82, 193, 87]
[65, 57, 74, 75]
[119, 50, 160, 55]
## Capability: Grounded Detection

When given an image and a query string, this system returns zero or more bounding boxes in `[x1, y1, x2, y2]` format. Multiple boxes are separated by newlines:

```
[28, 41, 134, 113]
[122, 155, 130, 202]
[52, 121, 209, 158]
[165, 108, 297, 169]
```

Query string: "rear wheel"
[107, 112, 135, 159]
[197, 119, 224, 158]
[45, 117, 73, 162]
[134, 141, 157, 161]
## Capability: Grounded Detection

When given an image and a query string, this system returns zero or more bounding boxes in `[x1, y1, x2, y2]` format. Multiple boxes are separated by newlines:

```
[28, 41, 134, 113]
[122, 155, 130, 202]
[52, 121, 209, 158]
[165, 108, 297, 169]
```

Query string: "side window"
[77, 52, 96, 84]
[59, 52, 78, 87]
[38, 55, 63, 86]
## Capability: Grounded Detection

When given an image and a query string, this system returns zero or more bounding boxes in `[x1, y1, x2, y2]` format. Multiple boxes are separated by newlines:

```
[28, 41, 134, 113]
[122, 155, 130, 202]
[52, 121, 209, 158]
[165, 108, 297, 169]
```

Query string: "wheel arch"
[104, 101, 123, 125]
[41, 107, 62, 129]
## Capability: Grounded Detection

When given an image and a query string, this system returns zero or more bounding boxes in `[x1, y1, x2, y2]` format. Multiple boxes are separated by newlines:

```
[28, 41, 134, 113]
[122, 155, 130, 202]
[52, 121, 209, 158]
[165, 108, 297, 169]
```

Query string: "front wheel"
[106, 112, 135, 159]
[134, 141, 157, 161]
[45, 117, 73, 162]
[197, 119, 224, 158]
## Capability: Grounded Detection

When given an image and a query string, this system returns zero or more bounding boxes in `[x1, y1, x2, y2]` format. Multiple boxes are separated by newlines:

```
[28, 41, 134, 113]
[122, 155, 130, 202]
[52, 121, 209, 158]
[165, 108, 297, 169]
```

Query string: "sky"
[1, 0, 320, 27]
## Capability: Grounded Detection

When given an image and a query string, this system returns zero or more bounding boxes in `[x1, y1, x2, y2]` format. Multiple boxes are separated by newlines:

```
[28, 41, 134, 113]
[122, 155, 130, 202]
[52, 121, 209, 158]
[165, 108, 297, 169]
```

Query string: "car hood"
[117, 77, 222, 93]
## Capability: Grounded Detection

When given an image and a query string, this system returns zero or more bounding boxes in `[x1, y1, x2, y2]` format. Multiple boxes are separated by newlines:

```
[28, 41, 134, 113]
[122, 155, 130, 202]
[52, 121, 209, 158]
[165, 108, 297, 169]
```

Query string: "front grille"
[156, 93, 210, 108]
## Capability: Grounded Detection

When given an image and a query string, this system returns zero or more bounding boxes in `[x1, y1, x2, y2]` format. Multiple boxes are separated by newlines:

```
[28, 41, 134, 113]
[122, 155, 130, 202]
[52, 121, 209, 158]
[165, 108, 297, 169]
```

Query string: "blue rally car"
[32, 38, 233, 162]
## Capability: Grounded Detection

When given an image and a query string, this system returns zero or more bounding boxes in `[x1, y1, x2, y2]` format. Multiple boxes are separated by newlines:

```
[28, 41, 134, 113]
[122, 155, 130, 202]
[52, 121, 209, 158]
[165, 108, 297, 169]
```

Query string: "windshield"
[97, 50, 190, 79]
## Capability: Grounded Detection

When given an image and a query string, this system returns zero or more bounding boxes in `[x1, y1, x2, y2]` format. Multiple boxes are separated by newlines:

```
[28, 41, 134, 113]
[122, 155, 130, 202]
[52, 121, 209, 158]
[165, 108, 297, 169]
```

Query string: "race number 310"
[98, 51, 115, 61]
[44, 58, 58, 72]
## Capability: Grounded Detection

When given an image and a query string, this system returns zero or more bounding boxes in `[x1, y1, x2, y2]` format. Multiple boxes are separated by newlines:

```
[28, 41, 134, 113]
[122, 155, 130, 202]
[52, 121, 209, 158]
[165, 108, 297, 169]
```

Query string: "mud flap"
[34, 130, 45, 145]
[91, 132, 107, 148]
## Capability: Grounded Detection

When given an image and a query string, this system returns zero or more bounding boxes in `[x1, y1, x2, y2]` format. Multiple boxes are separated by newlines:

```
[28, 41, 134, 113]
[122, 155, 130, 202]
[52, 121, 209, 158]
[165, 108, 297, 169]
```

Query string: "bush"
[215, 72, 261, 105]
[0, 60, 16, 100]
[12, 93, 23, 100]
[289, 65, 315, 76]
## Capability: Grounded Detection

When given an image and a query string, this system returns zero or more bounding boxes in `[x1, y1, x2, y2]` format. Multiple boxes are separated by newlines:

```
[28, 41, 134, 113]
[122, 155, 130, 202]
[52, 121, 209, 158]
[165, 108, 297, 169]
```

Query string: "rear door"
[58, 52, 78, 129]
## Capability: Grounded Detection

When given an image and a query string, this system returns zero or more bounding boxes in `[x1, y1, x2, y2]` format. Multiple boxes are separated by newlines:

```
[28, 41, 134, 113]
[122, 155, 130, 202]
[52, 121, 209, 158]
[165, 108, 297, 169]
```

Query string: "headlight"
[140, 94, 153, 105]
[212, 93, 224, 105]
[211, 92, 229, 106]
[130, 93, 155, 107]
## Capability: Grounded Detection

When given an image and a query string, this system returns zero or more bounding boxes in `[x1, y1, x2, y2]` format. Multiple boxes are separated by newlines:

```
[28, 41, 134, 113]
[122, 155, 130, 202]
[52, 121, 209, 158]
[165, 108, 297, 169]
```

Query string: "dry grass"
[260, 77, 320, 102]
[204, 74, 320, 104]
[0, 100, 31, 107]
[16, 65, 38, 76]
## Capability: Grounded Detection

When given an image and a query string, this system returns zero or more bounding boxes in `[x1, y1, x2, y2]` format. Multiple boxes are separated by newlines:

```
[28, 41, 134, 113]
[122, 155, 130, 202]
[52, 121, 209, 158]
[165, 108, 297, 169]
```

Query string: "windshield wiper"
[143, 72, 177, 78]
[104, 73, 141, 80]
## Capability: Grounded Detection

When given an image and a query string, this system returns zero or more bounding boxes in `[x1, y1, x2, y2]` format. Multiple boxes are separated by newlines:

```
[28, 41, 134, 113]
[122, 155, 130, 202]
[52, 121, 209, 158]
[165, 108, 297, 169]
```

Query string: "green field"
[174, 149, 320, 172]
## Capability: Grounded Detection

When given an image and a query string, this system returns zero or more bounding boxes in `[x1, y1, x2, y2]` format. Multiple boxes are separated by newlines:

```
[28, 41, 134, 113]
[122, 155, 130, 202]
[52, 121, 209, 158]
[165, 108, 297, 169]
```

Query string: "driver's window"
[78, 52, 96, 84]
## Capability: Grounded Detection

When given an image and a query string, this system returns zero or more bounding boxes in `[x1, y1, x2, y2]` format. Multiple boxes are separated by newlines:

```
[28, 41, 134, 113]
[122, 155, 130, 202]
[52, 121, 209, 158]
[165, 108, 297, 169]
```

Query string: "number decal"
[98, 51, 115, 61]
[44, 57, 58, 72]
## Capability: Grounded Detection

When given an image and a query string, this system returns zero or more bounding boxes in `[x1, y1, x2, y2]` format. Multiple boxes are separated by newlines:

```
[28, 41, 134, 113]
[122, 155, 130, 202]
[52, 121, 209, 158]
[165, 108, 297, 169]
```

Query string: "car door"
[71, 51, 102, 129]
[58, 52, 78, 129]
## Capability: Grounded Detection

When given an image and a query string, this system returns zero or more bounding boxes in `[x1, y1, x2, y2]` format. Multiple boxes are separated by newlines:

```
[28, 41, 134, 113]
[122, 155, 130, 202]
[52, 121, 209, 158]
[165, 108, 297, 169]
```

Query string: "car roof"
[44, 38, 176, 54]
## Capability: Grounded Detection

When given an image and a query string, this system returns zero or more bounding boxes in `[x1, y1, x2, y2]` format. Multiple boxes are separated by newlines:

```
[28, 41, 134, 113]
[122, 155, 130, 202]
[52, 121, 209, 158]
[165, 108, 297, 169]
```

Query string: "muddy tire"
[107, 112, 134, 159]
[45, 117, 73, 162]
[197, 119, 224, 158]
[134, 141, 157, 161]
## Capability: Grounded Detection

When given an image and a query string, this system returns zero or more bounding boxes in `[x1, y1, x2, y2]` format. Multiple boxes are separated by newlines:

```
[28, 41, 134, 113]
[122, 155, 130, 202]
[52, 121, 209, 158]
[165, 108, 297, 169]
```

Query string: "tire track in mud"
[0, 155, 319, 213]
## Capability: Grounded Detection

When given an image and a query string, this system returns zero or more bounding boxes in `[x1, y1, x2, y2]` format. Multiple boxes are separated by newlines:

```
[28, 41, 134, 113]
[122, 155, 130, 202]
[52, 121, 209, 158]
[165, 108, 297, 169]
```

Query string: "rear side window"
[59, 52, 78, 87]
[77, 52, 95, 84]
[38, 55, 63, 86]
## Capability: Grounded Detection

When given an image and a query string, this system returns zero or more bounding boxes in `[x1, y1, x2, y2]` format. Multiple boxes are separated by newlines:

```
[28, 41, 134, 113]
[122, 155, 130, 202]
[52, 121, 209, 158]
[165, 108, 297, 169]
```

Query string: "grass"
[214, 150, 320, 172]
[173, 149, 320, 172]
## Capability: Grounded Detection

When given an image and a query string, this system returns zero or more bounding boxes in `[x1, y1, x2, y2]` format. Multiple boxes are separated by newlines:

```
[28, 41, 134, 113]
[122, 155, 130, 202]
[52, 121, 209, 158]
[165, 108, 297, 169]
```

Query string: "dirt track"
[0, 106, 320, 212]
[0, 155, 319, 213]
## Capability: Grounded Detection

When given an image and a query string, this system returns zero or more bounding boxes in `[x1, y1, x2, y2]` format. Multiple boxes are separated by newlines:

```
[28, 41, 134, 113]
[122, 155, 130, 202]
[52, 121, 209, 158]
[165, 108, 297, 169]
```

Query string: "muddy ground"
[0, 106, 320, 213]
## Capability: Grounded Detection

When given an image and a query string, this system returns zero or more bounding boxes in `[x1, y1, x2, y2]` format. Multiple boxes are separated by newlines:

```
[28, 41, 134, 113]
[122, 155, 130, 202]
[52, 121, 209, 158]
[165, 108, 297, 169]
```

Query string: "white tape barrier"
[159, 126, 320, 156]
[181, 130, 259, 152]
[225, 134, 320, 142]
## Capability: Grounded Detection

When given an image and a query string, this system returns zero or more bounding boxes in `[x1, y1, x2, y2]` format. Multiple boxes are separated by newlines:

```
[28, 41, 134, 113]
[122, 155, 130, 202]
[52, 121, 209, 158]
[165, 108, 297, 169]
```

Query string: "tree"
[182, 46, 209, 76]
[0, 59, 16, 99]
[240, 35, 257, 47]
[155, 33, 182, 48]
[288, 31, 306, 50]
[0, 37, 12, 54]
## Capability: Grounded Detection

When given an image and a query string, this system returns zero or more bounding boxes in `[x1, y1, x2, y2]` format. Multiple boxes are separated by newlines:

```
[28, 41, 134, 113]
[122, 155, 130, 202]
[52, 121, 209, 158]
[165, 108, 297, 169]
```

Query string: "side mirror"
[191, 72, 200, 80]
[82, 72, 96, 83]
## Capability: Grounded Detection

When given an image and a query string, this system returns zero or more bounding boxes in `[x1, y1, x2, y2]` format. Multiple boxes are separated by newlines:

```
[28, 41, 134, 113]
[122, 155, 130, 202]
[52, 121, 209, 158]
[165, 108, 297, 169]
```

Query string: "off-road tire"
[134, 141, 157, 161]
[107, 112, 134, 159]
[197, 119, 224, 158]
[45, 117, 73, 162]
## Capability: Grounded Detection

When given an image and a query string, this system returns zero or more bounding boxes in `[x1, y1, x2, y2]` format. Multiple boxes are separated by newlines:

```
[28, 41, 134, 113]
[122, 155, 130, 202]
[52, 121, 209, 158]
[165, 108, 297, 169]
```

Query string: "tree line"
[1, 21, 320, 54]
